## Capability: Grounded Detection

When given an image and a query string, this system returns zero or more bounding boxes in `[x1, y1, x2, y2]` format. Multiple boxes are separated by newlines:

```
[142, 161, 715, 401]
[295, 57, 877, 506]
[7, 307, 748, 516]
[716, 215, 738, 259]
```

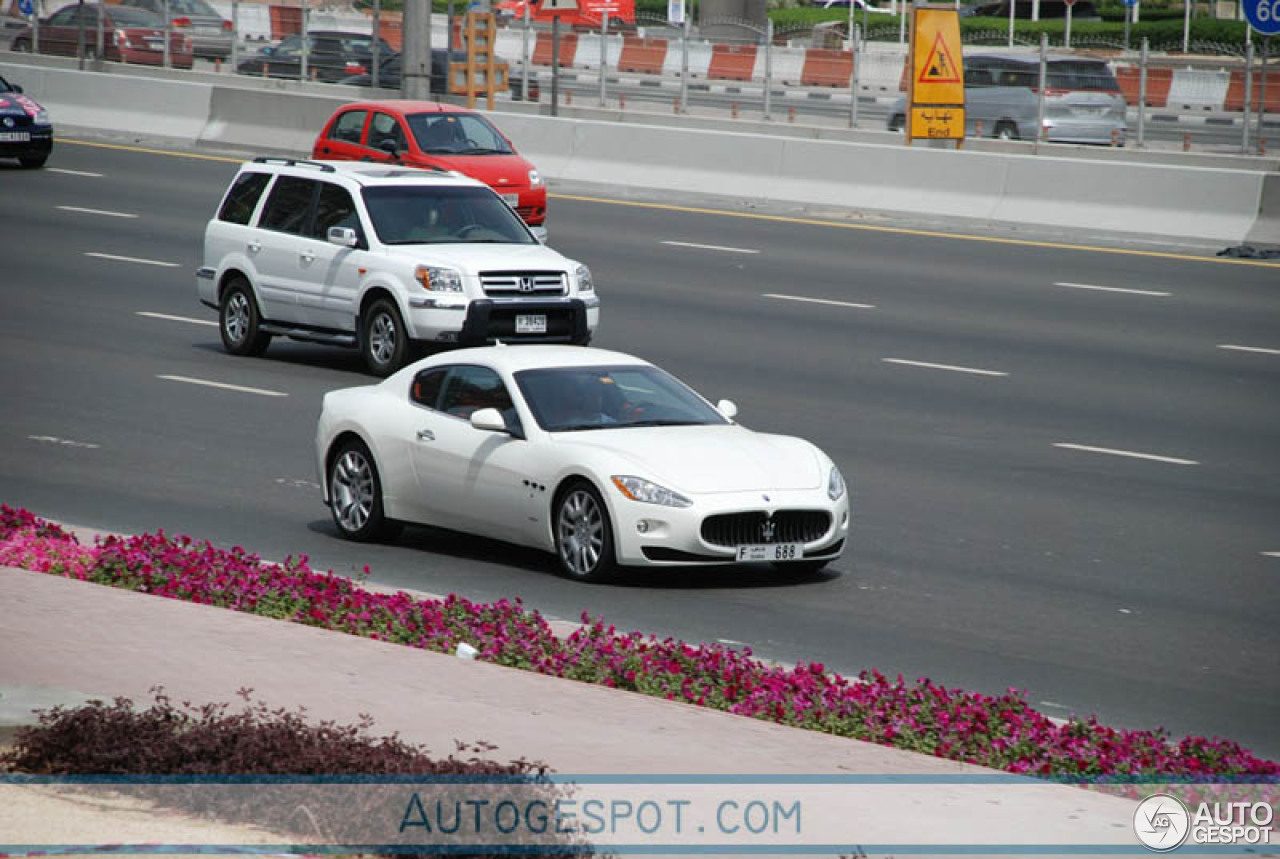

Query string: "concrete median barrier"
[1, 57, 1273, 247]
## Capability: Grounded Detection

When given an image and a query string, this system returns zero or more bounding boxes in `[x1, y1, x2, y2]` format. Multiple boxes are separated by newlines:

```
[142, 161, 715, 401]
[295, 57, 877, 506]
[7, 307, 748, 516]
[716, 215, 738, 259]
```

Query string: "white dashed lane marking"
[1219, 344, 1280, 356]
[28, 435, 100, 449]
[1053, 281, 1170, 297]
[882, 358, 1008, 377]
[47, 168, 103, 177]
[157, 375, 288, 398]
[137, 311, 217, 327]
[57, 206, 138, 218]
[765, 293, 876, 310]
[1053, 443, 1198, 466]
[86, 253, 180, 268]
[661, 240, 760, 254]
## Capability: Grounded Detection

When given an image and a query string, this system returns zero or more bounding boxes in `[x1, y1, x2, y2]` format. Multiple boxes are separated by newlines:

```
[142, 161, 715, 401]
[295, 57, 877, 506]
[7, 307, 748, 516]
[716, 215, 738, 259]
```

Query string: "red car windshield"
[405, 112, 514, 156]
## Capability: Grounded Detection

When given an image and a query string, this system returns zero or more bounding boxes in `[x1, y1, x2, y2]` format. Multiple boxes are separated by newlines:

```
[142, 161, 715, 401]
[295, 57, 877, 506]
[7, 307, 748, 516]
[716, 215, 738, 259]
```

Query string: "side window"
[275, 36, 301, 57]
[217, 171, 272, 225]
[411, 368, 448, 409]
[329, 110, 367, 144]
[439, 366, 514, 421]
[48, 7, 75, 23]
[258, 176, 316, 235]
[310, 182, 361, 240]
[369, 112, 405, 152]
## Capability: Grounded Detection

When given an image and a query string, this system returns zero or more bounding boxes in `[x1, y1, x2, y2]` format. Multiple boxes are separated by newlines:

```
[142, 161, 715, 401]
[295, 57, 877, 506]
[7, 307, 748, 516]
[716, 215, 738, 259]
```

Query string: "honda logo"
[518, 276, 536, 293]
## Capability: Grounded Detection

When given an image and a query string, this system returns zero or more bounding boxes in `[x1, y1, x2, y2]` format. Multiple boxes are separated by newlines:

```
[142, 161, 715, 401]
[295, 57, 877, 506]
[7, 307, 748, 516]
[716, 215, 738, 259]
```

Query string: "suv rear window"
[217, 171, 271, 225]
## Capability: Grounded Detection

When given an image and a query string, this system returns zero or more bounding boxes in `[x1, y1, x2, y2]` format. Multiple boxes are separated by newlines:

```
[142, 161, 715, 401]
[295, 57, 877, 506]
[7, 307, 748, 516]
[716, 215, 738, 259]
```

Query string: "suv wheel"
[361, 297, 408, 377]
[995, 121, 1019, 141]
[219, 277, 271, 357]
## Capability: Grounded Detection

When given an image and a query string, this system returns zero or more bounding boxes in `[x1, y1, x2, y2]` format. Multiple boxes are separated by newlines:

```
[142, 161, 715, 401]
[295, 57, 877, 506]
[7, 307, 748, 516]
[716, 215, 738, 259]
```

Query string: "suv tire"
[361, 297, 408, 377]
[219, 277, 272, 357]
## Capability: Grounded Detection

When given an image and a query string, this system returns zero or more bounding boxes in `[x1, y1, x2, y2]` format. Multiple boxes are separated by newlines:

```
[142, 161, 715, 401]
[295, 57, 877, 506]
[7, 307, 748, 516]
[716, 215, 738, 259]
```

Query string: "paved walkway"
[0, 566, 1147, 853]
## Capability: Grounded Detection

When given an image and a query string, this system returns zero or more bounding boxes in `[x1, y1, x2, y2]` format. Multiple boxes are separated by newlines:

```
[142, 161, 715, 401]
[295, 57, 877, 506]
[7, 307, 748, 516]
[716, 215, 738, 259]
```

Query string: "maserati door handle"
[416, 429, 435, 442]
[299, 250, 315, 263]
[247, 241, 261, 253]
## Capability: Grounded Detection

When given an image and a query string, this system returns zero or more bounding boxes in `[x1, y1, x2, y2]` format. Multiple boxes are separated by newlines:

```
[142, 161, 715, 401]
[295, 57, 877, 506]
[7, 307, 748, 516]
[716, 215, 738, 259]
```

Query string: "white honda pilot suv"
[197, 158, 598, 376]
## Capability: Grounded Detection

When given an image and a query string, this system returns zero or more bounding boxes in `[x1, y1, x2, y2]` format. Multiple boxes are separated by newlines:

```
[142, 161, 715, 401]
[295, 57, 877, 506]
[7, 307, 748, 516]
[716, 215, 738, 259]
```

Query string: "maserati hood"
[563, 425, 825, 494]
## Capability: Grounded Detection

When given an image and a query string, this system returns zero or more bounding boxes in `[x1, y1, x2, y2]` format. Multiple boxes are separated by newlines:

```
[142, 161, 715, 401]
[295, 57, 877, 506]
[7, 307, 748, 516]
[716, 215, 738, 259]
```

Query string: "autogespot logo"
[1135, 794, 1191, 851]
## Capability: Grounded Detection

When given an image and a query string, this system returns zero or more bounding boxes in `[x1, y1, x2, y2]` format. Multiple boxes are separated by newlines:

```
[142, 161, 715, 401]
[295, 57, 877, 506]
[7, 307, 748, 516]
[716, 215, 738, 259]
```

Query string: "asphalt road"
[2, 138, 1278, 760]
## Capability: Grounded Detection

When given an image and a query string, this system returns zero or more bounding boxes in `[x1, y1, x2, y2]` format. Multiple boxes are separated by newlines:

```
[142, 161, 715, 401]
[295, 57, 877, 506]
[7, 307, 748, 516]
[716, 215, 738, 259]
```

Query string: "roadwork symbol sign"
[905, 5, 965, 141]
[918, 32, 961, 84]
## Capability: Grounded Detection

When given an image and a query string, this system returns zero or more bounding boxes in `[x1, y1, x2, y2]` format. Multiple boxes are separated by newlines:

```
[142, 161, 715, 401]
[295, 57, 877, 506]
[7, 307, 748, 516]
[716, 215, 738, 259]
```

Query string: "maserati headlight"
[528, 168, 543, 187]
[827, 466, 846, 501]
[35, 109, 50, 125]
[612, 476, 691, 508]
[575, 264, 593, 293]
[415, 265, 462, 293]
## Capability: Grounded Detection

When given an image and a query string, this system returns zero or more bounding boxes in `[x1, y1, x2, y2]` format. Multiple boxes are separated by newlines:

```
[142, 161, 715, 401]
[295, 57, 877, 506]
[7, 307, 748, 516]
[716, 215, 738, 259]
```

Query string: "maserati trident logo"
[761, 515, 776, 542]
[518, 276, 536, 293]
[2, 117, 13, 128]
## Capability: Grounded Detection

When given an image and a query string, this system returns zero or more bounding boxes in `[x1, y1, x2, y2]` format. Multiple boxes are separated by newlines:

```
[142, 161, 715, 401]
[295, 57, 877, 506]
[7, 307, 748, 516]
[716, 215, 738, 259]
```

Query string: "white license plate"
[515, 313, 547, 334]
[0, 131, 30, 142]
[735, 542, 803, 562]
[502, 193, 519, 208]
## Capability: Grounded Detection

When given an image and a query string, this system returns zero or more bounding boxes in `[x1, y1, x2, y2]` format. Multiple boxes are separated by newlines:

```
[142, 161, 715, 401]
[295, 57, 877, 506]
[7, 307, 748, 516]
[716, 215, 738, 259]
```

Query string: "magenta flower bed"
[2, 505, 1275, 778]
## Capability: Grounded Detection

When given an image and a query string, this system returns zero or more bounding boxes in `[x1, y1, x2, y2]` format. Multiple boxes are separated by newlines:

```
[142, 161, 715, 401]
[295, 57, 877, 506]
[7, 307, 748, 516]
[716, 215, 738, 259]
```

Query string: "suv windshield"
[362, 185, 535, 245]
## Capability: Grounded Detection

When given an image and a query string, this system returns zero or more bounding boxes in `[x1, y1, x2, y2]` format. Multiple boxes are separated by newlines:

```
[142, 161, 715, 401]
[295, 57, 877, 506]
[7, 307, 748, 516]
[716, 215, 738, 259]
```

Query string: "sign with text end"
[910, 106, 965, 140]
[910, 7, 964, 106]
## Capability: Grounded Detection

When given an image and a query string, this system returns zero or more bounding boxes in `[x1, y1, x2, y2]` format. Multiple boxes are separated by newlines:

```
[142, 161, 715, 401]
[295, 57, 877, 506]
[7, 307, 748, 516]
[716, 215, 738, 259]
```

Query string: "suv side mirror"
[327, 226, 358, 248]
[11, 84, 23, 94]
[378, 138, 401, 158]
[716, 399, 738, 420]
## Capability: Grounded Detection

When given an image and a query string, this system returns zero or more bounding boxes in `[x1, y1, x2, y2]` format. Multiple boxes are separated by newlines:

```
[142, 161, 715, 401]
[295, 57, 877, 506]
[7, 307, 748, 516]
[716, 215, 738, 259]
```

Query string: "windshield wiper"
[619, 420, 708, 428]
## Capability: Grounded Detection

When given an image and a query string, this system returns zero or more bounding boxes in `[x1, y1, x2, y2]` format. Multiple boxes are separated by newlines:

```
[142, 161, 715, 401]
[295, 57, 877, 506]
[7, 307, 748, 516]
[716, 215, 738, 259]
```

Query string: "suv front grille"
[701, 511, 831, 547]
[480, 271, 566, 297]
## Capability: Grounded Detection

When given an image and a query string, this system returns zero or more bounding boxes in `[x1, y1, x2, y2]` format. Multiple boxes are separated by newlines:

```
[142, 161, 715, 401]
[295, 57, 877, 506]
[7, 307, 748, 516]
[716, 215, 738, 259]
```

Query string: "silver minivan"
[888, 54, 1128, 146]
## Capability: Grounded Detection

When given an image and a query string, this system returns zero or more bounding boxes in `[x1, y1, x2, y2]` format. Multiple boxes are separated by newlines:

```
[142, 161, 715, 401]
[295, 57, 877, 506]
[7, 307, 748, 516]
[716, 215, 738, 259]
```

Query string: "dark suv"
[962, 0, 1100, 18]
[236, 30, 395, 82]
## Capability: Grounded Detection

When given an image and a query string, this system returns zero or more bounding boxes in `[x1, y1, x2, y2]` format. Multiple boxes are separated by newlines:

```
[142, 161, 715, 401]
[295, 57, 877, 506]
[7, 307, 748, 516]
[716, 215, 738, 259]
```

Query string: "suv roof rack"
[251, 157, 336, 172]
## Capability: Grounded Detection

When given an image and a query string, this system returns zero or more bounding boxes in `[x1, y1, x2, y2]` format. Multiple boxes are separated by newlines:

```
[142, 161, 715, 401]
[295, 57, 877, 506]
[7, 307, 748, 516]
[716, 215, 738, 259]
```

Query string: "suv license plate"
[0, 131, 30, 142]
[515, 314, 547, 334]
[735, 543, 803, 562]
[502, 193, 519, 208]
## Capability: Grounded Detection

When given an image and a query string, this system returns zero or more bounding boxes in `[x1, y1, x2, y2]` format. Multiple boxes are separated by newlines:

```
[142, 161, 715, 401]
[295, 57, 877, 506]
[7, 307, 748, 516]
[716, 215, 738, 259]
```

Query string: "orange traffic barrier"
[1114, 66, 1172, 108]
[800, 48, 852, 88]
[1225, 70, 1280, 112]
[617, 36, 666, 74]
[532, 31, 578, 67]
[707, 43, 756, 82]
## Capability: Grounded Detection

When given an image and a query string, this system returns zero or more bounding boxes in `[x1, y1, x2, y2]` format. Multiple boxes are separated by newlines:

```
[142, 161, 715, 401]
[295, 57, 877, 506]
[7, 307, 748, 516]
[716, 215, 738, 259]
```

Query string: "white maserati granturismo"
[315, 345, 850, 581]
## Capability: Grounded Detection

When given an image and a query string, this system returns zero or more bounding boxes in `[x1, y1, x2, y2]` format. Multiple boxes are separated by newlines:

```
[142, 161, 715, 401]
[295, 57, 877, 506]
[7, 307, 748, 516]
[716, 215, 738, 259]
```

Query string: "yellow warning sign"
[910, 7, 964, 107]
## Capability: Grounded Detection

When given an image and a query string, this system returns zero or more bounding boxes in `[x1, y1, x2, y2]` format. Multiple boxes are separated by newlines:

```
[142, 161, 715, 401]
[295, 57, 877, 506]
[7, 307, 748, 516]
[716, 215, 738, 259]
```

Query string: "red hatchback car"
[313, 101, 547, 226]
[11, 2, 193, 69]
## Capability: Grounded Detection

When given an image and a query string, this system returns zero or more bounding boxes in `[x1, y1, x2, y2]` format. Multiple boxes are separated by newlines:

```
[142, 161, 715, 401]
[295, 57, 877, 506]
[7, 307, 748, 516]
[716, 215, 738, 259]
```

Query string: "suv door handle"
[299, 250, 315, 263]
[247, 240, 261, 253]
[416, 429, 435, 442]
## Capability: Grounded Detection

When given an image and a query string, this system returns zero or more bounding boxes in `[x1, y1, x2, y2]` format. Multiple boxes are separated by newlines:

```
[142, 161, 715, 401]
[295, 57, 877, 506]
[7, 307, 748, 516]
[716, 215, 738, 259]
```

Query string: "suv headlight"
[827, 466, 846, 502]
[415, 265, 462, 293]
[528, 168, 543, 188]
[575, 264, 593, 293]
[612, 476, 691, 508]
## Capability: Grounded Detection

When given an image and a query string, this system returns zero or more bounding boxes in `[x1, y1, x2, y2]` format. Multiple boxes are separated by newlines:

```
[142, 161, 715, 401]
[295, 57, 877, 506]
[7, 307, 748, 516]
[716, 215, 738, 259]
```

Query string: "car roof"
[243, 157, 488, 189]
[411, 345, 652, 375]
[968, 52, 1109, 66]
[337, 100, 474, 116]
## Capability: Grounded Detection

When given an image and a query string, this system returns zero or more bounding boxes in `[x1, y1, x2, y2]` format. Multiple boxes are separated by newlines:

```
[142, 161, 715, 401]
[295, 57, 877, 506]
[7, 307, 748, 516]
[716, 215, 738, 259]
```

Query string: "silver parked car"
[888, 54, 1128, 146]
[117, 0, 232, 59]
